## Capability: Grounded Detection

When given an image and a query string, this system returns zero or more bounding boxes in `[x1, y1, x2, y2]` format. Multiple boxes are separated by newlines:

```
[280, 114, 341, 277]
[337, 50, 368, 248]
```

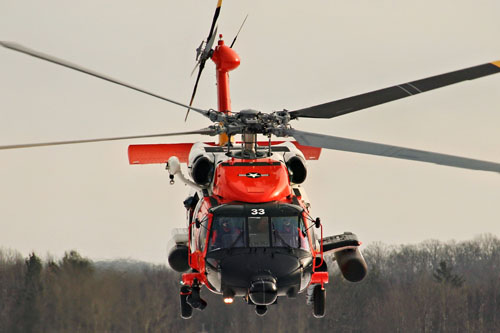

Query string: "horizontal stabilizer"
[128, 143, 194, 164]
[128, 141, 321, 165]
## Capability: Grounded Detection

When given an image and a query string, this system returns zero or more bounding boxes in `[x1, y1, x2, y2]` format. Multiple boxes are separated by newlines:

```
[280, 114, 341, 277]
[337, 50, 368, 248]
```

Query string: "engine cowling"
[190, 156, 214, 186]
[281, 142, 308, 184]
[286, 155, 307, 184]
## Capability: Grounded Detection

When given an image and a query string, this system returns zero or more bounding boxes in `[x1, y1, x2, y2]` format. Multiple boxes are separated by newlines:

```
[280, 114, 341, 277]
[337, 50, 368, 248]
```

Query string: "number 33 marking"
[251, 209, 265, 215]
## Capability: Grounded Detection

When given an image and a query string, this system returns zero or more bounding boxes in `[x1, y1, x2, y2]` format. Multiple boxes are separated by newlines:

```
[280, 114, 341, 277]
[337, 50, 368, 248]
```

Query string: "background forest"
[1, 234, 499, 332]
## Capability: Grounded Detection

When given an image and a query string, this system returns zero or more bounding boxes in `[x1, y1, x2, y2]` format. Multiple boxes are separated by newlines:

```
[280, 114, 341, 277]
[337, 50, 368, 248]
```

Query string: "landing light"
[223, 297, 234, 304]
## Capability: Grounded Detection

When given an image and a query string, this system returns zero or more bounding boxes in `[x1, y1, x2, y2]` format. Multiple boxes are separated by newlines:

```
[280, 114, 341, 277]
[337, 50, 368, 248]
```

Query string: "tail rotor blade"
[190, 61, 200, 77]
[187, 24, 219, 121]
[207, 0, 222, 42]
[230, 14, 249, 49]
[185, 62, 206, 121]
[186, 1, 223, 116]
[206, 26, 218, 55]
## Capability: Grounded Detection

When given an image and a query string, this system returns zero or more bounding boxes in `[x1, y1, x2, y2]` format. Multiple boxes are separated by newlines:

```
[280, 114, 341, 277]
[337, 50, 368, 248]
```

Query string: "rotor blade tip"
[0, 41, 12, 48]
[492, 60, 500, 68]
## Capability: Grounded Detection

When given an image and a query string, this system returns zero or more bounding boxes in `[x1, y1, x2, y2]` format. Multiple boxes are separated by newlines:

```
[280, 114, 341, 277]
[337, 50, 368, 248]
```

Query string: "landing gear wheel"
[180, 285, 193, 319]
[312, 285, 326, 318]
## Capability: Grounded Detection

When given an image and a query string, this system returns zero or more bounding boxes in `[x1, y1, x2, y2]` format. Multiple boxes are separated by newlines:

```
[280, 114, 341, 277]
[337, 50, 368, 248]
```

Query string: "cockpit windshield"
[208, 216, 245, 251]
[207, 203, 310, 251]
[248, 216, 270, 247]
[271, 216, 299, 248]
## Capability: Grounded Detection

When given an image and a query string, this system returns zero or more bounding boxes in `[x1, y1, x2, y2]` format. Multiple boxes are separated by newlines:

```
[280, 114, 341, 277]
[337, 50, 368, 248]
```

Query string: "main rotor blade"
[0, 41, 210, 118]
[288, 128, 500, 173]
[0, 128, 217, 150]
[289, 61, 500, 119]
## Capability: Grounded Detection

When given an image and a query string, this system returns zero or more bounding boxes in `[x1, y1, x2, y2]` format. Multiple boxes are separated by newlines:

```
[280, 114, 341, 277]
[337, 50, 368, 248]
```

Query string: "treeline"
[1, 234, 499, 332]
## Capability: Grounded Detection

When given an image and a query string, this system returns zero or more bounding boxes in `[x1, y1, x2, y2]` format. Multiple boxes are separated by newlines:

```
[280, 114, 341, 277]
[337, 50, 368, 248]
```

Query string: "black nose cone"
[248, 273, 278, 306]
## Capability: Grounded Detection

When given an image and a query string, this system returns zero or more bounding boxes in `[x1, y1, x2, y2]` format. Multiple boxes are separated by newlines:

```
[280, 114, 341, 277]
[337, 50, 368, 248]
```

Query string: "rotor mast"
[211, 35, 240, 147]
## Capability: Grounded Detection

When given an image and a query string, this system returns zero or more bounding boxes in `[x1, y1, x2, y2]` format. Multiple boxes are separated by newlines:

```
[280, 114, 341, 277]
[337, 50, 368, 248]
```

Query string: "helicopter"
[1, 0, 500, 319]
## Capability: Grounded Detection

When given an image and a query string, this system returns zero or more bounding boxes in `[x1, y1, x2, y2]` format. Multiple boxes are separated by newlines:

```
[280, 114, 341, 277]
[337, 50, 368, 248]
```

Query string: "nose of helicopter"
[248, 273, 278, 306]
[215, 248, 308, 300]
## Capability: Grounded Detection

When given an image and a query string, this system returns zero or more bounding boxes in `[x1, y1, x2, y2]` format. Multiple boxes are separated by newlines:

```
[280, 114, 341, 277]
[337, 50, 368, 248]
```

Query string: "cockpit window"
[209, 216, 245, 251]
[207, 203, 310, 251]
[271, 216, 299, 248]
[248, 217, 270, 247]
[299, 218, 310, 250]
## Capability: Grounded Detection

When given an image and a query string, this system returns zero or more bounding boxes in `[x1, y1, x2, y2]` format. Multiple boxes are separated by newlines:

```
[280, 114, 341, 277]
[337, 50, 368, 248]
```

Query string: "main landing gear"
[306, 283, 326, 318]
[179, 281, 207, 319]
[312, 285, 326, 318]
[306, 256, 328, 318]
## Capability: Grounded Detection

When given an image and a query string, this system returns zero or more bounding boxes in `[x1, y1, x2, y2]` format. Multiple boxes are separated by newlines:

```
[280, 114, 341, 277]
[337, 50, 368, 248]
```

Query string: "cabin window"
[191, 199, 204, 251]
[198, 216, 209, 251]
[190, 223, 197, 252]
[208, 216, 245, 251]
[248, 216, 270, 247]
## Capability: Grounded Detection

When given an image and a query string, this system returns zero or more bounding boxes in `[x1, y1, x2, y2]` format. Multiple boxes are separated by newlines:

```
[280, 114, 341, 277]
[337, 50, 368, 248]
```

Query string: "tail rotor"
[185, 0, 223, 121]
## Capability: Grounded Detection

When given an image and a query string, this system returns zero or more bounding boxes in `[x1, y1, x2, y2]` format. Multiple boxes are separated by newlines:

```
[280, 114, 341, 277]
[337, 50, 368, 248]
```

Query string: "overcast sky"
[1, 0, 499, 263]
